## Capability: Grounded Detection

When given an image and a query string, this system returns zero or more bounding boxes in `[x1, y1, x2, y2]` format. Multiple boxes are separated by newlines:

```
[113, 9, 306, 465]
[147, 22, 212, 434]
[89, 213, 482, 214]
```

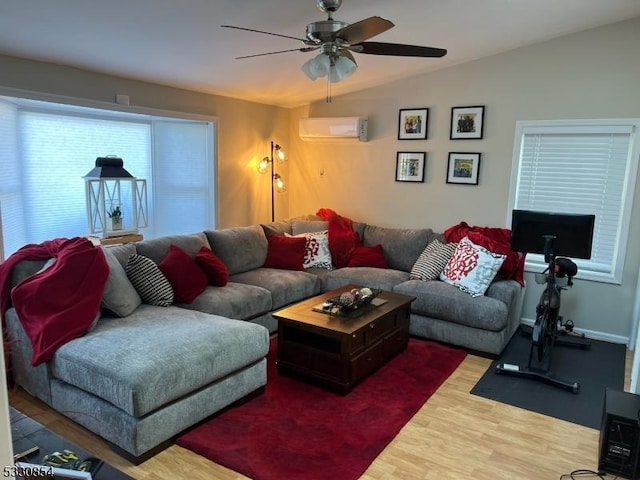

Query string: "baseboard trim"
[520, 318, 629, 346]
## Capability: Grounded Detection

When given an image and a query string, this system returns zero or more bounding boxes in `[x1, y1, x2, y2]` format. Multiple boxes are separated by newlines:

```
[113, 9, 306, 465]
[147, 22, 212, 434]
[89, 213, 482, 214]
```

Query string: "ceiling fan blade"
[355, 41, 447, 58]
[335, 16, 394, 44]
[236, 47, 319, 60]
[221, 25, 312, 44]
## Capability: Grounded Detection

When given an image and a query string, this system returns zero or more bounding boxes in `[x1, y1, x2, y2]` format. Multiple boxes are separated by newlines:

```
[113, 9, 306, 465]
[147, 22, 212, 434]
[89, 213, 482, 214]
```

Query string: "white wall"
[288, 17, 640, 343]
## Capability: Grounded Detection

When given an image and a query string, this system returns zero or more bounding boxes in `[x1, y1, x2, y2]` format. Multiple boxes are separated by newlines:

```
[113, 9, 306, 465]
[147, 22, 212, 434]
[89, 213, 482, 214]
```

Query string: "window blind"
[18, 111, 151, 244]
[512, 121, 638, 283]
[0, 100, 26, 257]
[0, 96, 216, 257]
[152, 120, 214, 237]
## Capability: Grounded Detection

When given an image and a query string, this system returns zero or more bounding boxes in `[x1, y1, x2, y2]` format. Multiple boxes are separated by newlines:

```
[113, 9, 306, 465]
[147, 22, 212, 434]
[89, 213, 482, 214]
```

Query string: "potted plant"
[108, 205, 122, 231]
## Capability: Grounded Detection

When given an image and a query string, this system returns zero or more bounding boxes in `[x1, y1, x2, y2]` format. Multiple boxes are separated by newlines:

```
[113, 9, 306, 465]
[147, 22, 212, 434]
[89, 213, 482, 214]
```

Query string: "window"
[509, 119, 640, 284]
[0, 96, 216, 258]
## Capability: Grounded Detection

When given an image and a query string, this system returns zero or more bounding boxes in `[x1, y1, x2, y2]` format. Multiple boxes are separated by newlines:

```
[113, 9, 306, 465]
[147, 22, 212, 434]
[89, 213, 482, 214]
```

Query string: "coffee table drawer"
[364, 312, 395, 345]
[279, 341, 345, 383]
[383, 328, 408, 358]
[347, 330, 366, 352]
[351, 340, 384, 382]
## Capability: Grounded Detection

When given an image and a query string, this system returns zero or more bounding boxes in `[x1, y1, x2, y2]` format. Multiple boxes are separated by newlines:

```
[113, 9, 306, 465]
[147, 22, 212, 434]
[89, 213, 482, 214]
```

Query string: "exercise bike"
[496, 210, 596, 394]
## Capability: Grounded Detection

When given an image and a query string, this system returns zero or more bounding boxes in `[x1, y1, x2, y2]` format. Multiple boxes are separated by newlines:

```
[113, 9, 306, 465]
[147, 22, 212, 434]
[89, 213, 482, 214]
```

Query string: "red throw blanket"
[0, 237, 109, 365]
[316, 208, 361, 268]
[444, 222, 526, 286]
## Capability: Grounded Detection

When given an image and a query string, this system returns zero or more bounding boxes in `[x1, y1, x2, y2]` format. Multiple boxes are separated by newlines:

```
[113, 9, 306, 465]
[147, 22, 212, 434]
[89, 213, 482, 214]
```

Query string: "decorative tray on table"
[327, 287, 383, 312]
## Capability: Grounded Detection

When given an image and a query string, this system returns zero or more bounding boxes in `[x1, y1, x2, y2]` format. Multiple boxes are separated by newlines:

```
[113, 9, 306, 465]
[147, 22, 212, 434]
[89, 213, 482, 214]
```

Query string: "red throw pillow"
[158, 245, 208, 303]
[347, 245, 388, 268]
[195, 246, 229, 287]
[264, 235, 306, 271]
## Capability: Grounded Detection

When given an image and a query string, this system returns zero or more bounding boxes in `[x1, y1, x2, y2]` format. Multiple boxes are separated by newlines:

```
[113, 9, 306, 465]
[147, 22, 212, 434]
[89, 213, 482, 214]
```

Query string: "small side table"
[87, 234, 143, 246]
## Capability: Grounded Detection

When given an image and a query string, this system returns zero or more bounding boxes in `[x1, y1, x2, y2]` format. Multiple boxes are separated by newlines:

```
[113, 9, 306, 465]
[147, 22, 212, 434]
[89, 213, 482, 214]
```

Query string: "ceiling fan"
[221, 0, 446, 87]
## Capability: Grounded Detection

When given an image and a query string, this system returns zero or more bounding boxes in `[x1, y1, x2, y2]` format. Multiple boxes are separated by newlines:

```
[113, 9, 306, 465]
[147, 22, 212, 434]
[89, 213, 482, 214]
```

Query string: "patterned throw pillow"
[286, 230, 333, 270]
[410, 240, 458, 281]
[440, 236, 506, 297]
[125, 254, 174, 306]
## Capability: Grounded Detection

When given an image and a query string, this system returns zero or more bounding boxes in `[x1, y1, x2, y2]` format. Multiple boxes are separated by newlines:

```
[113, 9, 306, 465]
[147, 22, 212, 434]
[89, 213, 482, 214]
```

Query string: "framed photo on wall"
[447, 152, 481, 185]
[396, 152, 426, 182]
[398, 108, 429, 140]
[450, 106, 485, 139]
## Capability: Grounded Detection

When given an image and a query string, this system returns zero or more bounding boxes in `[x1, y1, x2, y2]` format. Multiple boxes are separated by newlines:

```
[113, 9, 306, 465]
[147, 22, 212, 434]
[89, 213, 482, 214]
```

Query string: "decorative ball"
[340, 292, 356, 304]
[360, 287, 373, 297]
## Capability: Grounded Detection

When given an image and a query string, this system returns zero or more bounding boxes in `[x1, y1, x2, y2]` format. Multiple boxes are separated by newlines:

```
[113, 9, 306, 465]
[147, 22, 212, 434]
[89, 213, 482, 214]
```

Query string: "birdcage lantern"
[83, 156, 148, 237]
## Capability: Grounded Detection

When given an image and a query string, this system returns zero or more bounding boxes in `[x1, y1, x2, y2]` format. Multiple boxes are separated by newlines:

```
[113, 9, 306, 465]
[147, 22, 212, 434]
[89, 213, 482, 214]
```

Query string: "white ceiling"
[1, 0, 639, 108]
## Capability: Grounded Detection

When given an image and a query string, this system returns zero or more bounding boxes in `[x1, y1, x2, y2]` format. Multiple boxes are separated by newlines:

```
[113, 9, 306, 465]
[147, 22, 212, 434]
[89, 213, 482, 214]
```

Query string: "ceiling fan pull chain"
[326, 74, 332, 103]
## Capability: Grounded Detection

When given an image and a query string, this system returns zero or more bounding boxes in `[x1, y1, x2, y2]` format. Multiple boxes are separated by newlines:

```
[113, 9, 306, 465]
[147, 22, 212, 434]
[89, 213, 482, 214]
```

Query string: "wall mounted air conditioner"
[299, 117, 368, 142]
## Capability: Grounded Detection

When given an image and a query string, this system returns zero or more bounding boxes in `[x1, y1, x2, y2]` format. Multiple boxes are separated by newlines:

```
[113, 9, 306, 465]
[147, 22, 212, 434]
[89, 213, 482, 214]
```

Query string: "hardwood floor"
[9, 349, 632, 480]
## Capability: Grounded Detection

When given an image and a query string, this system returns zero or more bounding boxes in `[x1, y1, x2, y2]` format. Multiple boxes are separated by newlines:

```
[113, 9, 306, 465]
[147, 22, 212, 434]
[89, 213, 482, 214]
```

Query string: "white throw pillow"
[286, 230, 333, 270]
[440, 236, 506, 297]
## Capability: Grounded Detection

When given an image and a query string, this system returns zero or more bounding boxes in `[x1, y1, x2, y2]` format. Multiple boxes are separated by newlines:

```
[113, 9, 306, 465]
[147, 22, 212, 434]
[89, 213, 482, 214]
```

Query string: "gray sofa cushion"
[352, 222, 367, 241]
[205, 225, 268, 275]
[179, 282, 272, 319]
[10, 260, 48, 288]
[321, 267, 410, 292]
[292, 214, 365, 240]
[393, 279, 508, 331]
[104, 243, 136, 268]
[135, 232, 210, 264]
[291, 220, 329, 234]
[261, 220, 292, 237]
[231, 268, 322, 310]
[101, 247, 142, 317]
[50, 304, 270, 417]
[362, 225, 438, 272]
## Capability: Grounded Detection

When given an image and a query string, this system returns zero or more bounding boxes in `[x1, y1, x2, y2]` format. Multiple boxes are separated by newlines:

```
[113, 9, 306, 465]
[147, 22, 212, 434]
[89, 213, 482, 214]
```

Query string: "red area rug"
[176, 337, 466, 480]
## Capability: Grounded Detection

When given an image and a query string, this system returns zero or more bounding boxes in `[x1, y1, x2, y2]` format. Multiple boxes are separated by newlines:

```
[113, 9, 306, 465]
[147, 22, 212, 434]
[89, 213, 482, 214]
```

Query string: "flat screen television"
[510, 209, 595, 260]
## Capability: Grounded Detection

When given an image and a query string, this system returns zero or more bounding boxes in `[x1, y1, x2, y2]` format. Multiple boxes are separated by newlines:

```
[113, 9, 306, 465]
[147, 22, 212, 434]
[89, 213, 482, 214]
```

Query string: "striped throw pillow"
[410, 240, 457, 281]
[125, 254, 174, 307]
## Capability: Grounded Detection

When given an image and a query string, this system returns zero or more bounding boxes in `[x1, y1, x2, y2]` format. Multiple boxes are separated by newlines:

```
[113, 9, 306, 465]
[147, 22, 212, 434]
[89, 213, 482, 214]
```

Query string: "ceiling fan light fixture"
[301, 53, 331, 80]
[329, 53, 357, 82]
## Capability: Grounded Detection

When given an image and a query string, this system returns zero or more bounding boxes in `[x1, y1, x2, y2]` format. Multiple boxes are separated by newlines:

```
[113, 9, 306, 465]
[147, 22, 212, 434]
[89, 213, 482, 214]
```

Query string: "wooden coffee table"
[273, 284, 416, 393]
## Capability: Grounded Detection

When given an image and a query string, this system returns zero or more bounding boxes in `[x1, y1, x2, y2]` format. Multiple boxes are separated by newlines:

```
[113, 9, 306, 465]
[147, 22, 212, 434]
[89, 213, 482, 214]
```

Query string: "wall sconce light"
[83, 156, 148, 237]
[257, 141, 287, 222]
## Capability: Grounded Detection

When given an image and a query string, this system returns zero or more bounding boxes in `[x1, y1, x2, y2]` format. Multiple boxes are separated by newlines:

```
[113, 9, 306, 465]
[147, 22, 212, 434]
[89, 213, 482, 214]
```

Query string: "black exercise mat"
[471, 328, 626, 429]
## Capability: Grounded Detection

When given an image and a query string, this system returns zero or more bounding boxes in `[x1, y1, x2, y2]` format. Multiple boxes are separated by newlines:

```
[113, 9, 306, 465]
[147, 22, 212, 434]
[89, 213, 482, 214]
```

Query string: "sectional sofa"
[3, 214, 525, 461]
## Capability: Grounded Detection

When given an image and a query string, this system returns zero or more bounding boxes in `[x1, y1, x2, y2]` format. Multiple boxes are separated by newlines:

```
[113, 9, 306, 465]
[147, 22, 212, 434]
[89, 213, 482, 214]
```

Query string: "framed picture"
[450, 106, 485, 139]
[447, 152, 481, 185]
[398, 108, 429, 140]
[396, 152, 426, 182]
